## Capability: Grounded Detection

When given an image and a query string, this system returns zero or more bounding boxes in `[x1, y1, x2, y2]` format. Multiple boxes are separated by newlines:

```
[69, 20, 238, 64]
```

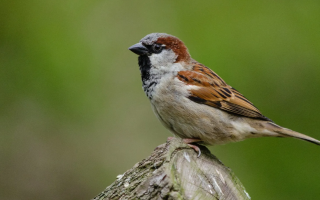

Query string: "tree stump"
[92, 138, 251, 200]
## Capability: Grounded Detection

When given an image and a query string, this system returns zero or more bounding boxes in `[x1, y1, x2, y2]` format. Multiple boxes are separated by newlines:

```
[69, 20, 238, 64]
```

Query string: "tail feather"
[265, 122, 320, 145]
[275, 128, 320, 146]
[280, 129, 320, 145]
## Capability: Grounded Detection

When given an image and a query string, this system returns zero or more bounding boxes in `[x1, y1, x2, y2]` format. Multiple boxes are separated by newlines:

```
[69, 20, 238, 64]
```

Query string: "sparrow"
[129, 33, 320, 156]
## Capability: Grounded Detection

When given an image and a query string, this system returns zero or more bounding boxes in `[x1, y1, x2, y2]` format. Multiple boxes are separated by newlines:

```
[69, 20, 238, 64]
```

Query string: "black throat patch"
[138, 55, 151, 84]
[138, 55, 157, 99]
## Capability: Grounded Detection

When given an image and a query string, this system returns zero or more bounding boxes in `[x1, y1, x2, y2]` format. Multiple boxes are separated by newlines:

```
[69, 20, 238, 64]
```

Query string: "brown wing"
[177, 63, 271, 121]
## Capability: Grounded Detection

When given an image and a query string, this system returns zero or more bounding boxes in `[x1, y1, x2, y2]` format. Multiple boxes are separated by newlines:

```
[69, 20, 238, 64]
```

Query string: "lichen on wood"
[92, 138, 250, 200]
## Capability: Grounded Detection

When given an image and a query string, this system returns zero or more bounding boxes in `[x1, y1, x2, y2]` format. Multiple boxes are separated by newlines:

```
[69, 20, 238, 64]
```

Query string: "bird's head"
[129, 33, 191, 67]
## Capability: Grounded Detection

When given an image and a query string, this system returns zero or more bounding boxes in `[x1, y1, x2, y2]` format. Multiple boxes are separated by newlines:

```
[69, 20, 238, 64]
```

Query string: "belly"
[150, 85, 252, 145]
[148, 75, 264, 145]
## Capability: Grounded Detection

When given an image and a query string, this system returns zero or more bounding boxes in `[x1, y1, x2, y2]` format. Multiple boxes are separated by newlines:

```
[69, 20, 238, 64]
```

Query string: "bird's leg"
[182, 138, 202, 157]
[167, 137, 202, 157]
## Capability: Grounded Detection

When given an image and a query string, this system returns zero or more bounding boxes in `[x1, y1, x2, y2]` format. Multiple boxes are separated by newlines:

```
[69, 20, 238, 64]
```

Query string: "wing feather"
[178, 63, 271, 121]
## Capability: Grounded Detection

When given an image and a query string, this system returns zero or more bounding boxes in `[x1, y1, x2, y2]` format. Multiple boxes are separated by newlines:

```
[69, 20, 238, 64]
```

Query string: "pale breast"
[150, 76, 244, 145]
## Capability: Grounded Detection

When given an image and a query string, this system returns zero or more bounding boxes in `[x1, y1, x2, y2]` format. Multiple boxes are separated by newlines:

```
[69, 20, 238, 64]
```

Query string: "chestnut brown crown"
[139, 33, 191, 62]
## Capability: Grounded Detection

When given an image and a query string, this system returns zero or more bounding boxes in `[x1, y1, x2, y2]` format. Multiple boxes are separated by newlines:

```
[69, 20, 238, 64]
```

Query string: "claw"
[182, 138, 202, 157]
[187, 144, 201, 157]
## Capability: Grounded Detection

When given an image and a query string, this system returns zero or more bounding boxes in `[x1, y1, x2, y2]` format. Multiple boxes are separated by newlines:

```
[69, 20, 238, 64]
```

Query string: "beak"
[128, 42, 149, 55]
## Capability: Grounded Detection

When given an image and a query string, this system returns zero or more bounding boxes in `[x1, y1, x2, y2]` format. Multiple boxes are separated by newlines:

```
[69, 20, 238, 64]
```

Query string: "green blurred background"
[1, 1, 320, 199]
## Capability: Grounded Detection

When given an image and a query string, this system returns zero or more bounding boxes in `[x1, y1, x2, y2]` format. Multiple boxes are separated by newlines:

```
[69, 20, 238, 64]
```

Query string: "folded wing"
[177, 63, 271, 121]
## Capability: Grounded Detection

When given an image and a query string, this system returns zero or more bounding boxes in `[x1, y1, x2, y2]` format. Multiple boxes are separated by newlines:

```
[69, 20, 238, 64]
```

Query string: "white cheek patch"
[149, 49, 177, 68]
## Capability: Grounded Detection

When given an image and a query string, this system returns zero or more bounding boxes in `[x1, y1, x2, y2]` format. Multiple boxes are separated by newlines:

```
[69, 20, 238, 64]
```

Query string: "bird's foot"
[182, 138, 202, 157]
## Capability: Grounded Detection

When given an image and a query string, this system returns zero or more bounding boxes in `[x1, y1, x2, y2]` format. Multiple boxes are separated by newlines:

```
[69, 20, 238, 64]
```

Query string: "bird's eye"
[152, 44, 163, 53]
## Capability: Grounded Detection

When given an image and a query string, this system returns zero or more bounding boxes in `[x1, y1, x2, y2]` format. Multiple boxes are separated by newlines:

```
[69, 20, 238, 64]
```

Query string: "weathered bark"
[92, 138, 250, 200]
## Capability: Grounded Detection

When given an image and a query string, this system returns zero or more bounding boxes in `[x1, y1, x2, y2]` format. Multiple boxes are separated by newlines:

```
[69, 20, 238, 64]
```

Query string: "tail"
[266, 122, 320, 145]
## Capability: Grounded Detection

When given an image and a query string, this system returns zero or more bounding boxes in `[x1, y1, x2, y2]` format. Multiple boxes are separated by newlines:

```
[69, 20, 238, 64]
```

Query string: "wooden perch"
[92, 138, 251, 200]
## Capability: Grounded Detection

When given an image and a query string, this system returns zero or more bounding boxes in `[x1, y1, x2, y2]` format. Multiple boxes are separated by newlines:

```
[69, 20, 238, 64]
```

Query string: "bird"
[129, 33, 320, 156]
